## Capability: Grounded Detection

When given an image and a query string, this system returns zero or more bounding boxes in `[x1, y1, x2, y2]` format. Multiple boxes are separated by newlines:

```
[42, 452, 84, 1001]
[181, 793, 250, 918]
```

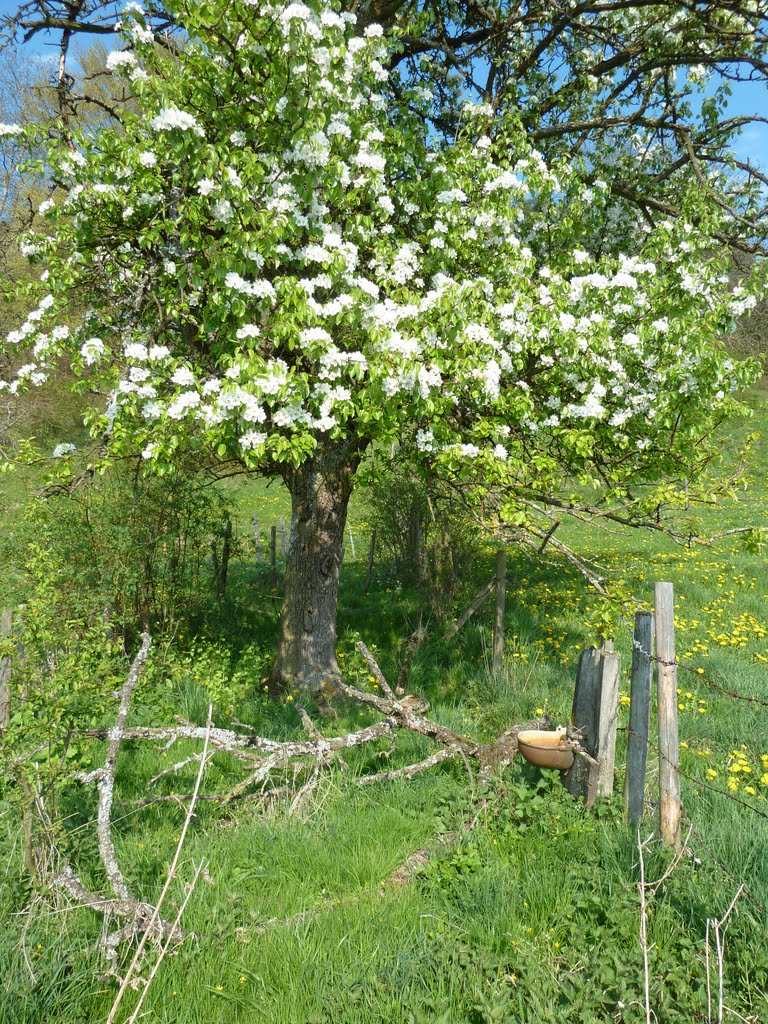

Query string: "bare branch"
[356, 640, 396, 699]
[75, 633, 152, 902]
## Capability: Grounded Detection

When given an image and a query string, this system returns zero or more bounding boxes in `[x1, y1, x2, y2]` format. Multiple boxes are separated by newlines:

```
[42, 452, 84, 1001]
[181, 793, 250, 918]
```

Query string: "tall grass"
[1, 399, 767, 1023]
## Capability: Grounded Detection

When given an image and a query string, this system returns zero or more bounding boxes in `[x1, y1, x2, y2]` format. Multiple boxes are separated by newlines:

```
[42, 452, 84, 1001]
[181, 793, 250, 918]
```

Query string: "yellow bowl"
[517, 729, 575, 771]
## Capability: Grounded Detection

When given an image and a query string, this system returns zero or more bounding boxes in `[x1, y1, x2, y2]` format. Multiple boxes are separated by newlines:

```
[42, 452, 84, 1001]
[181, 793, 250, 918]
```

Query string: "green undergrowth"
[1, 397, 768, 1022]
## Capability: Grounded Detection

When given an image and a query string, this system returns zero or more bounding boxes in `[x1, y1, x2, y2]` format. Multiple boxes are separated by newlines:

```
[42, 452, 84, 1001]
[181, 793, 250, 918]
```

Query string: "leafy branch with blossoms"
[1, 0, 765, 688]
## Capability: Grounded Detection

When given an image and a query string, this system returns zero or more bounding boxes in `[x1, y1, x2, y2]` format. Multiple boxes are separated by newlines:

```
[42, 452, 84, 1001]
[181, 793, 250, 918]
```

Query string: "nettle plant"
[1, 0, 763, 690]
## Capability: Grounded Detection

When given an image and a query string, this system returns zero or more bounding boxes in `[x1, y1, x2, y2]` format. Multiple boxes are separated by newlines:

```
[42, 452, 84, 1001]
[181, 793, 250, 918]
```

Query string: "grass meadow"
[0, 391, 767, 1023]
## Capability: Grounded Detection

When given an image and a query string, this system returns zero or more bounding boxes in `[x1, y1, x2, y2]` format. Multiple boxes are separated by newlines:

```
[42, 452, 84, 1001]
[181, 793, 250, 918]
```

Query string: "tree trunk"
[268, 441, 362, 694]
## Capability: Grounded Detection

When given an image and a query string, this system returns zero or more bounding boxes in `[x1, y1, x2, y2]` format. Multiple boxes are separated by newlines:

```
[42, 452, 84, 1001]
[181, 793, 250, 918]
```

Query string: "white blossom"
[212, 198, 233, 222]
[107, 49, 138, 70]
[150, 107, 204, 135]
[81, 337, 105, 365]
[52, 442, 76, 458]
[171, 366, 195, 386]
[239, 430, 267, 449]
[236, 324, 261, 340]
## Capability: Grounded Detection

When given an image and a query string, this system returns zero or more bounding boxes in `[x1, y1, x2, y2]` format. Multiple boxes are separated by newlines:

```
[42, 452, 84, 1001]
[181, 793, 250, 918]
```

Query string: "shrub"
[364, 449, 485, 618]
[24, 457, 236, 637]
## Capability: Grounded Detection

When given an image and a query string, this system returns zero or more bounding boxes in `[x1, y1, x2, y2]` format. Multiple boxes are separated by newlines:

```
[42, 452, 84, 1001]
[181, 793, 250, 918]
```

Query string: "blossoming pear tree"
[1, 0, 763, 691]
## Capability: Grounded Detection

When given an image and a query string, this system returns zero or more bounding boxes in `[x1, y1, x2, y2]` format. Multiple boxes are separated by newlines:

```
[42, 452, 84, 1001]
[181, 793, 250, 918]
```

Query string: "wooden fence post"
[214, 518, 232, 600]
[564, 640, 620, 807]
[625, 611, 654, 826]
[365, 529, 377, 592]
[655, 582, 681, 851]
[279, 518, 287, 561]
[565, 647, 600, 805]
[492, 549, 506, 674]
[252, 515, 262, 561]
[595, 640, 620, 797]
[0, 608, 12, 731]
[270, 525, 277, 580]
[347, 528, 356, 561]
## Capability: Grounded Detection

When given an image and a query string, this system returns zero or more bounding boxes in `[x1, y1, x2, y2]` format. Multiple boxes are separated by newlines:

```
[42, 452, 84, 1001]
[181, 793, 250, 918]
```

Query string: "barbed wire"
[626, 723, 768, 823]
[676, 660, 768, 707]
[625, 617, 768, 706]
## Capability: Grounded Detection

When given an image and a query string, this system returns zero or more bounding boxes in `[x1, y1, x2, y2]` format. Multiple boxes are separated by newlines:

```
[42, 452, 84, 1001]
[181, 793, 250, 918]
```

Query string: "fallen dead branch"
[48, 635, 184, 966]
[74, 633, 153, 903]
[22, 633, 551, 963]
[357, 747, 458, 785]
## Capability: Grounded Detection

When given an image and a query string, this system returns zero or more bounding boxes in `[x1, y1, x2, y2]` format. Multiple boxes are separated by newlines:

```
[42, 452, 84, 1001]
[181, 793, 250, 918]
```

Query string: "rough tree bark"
[268, 440, 364, 693]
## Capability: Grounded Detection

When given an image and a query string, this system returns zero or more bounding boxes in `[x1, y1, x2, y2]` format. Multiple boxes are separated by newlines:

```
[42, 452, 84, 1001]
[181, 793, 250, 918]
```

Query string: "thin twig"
[106, 705, 213, 1024]
[712, 885, 744, 1024]
[356, 748, 458, 785]
[637, 830, 653, 1024]
[124, 860, 207, 1024]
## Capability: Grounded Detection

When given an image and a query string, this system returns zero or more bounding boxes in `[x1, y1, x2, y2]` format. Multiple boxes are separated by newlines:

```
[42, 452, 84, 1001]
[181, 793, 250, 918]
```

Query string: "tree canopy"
[4, 1, 768, 249]
[1, 0, 766, 688]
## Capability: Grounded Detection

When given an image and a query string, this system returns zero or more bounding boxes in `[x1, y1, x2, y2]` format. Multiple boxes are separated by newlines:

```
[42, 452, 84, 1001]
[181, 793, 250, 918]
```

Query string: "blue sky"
[720, 79, 768, 172]
[1, 0, 765, 171]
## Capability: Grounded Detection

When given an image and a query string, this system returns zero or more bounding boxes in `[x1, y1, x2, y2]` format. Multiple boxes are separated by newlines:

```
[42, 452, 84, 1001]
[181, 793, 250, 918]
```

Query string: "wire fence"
[617, 607, 768, 834]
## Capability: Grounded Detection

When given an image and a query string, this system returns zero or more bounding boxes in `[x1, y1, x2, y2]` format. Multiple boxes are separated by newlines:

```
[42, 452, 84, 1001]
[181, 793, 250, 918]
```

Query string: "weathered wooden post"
[252, 515, 262, 561]
[625, 611, 654, 826]
[365, 529, 377, 592]
[270, 525, 277, 581]
[279, 518, 287, 561]
[214, 517, 232, 600]
[595, 640, 621, 797]
[492, 549, 506, 674]
[564, 640, 620, 807]
[655, 582, 681, 850]
[347, 527, 356, 561]
[0, 608, 12, 731]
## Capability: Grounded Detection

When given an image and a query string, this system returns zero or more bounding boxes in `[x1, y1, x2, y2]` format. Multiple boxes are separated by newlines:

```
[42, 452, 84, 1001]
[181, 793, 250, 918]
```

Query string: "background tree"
[1, 0, 765, 693]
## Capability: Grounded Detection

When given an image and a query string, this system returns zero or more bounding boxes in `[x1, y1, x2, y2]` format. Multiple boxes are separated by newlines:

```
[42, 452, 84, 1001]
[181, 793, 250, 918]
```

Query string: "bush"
[23, 457, 236, 637]
[364, 449, 484, 618]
